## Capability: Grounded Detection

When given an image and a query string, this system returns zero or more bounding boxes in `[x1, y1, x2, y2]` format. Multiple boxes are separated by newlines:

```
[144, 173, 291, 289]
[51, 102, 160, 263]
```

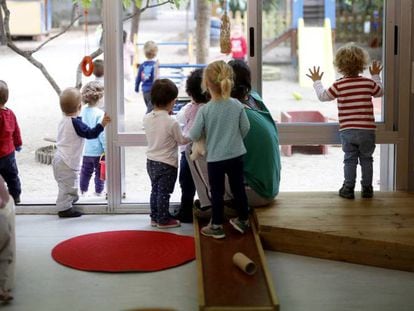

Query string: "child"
[307, 43, 383, 199]
[144, 79, 190, 229]
[0, 176, 13, 302]
[92, 59, 105, 109]
[230, 24, 247, 61]
[53, 87, 111, 218]
[175, 69, 209, 223]
[135, 40, 159, 114]
[0, 80, 22, 204]
[79, 81, 106, 197]
[189, 60, 250, 239]
[93, 59, 104, 85]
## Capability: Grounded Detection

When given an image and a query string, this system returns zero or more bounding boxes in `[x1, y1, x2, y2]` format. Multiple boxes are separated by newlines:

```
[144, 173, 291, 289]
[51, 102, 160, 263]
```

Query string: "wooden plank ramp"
[256, 191, 414, 272]
[194, 214, 279, 311]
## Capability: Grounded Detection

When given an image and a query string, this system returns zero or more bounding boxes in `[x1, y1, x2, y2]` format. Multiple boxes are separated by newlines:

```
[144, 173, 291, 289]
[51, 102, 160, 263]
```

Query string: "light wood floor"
[256, 192, 414, 272]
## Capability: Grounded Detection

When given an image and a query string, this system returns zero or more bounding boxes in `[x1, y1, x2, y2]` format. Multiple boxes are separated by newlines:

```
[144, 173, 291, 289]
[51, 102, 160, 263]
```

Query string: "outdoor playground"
[0, 1, 382, 204]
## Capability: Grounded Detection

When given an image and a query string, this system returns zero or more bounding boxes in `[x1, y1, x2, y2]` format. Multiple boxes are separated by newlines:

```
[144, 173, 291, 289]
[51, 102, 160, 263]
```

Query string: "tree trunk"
[0, 5, 5, 45]
[130, 3, 141, 43]
[195, 0, 211, 64]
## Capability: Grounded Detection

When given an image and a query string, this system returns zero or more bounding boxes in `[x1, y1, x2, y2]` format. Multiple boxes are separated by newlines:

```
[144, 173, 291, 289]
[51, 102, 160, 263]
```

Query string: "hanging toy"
[81, 9, 94, 76]
[220, 3, 231, 55]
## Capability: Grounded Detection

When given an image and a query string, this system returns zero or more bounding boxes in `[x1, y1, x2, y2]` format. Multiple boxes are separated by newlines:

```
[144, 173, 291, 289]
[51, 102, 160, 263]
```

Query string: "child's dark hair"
[0, 80, 9, 105]
[151, 79, 178, 107]
[228, 59, 251, 101]
[185, 69, 210, 104]
[60, 87, 82, 115]
[93, 59, 104, 78]
[334, 43, 369, 77]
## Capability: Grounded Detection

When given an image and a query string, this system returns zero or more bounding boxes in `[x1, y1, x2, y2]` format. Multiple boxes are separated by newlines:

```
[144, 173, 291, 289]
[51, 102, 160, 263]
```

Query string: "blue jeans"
[339, 129, 376, 188]
[147, 159, 177, 224]
[0, 152, 21, 201]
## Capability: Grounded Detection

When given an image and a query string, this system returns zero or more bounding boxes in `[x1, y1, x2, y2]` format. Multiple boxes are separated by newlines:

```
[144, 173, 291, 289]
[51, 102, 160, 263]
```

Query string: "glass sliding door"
[246, 0, 405, 192]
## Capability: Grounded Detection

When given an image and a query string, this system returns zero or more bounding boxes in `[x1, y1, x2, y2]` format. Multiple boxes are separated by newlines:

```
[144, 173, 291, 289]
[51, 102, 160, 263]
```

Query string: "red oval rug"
[51, 230, 195, 272]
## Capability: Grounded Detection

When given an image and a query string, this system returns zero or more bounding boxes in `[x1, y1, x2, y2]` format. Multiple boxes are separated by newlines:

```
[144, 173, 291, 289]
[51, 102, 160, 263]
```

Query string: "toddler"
[53, 87, 111, 217]
[135, 40, 159, 114]
[144, 79, 190, 228]
[175, 68, 209, 223]
[307, 43, 383, 199]
[230, 24, 247, 61]
[92, 59, 104, 109]
[0, 80, 22, 204]
[79, 81, 106, 197]
[189, 60, 250, 239]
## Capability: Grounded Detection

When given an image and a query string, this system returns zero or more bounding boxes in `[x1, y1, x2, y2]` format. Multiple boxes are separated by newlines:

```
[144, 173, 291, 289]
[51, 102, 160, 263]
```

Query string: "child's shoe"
[339, 184, 355, 199]
[200, 223, 225, 239]
[157, 218, 181, 229]
[150, 220, 158, 227]
[229, 218, 249, 234]
[58, 208, 82, 218]
[0, 288, 13, 303]
[361, 185, 374, 198]
[13, 196, 20, 205]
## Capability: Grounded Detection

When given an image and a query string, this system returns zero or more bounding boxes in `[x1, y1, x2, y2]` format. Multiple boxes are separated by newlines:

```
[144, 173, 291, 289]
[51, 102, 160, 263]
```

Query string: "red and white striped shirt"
[313, 75, 383, 131]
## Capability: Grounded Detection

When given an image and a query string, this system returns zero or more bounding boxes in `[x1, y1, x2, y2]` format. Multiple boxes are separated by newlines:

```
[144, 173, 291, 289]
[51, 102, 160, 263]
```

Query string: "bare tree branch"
[0, 0, 61, 94]
[31, 15, 82, 54]
[123, 0, 174, 22]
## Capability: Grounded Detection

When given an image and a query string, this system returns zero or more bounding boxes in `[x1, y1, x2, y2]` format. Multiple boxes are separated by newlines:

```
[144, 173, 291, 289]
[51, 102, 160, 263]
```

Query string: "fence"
[336, 12, 382, 47]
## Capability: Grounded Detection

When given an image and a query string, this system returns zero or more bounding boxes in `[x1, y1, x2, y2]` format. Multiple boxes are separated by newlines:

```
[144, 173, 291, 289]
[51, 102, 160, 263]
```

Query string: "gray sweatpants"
[52, 156, 79, 211]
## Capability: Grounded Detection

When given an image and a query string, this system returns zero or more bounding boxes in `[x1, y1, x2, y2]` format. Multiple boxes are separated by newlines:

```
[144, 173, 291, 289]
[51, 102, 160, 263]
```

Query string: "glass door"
[247, 0, 405, 192]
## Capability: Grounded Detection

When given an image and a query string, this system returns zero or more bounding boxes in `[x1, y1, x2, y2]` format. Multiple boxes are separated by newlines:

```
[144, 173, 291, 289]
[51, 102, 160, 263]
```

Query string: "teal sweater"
[189, 98, 250, 162]
[243, 91, 281, 198]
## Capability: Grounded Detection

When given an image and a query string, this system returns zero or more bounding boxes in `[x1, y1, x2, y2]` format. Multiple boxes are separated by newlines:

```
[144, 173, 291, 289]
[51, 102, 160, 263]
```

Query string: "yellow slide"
[298, 18, 335, 87]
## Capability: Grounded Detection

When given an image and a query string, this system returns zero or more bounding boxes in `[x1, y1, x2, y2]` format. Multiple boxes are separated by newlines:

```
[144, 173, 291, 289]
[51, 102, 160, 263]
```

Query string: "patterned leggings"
[146, 159, 177, 224]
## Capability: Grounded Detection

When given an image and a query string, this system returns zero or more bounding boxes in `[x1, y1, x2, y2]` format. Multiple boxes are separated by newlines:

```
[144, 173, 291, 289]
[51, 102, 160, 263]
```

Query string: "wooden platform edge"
[259, 226, 414, 272]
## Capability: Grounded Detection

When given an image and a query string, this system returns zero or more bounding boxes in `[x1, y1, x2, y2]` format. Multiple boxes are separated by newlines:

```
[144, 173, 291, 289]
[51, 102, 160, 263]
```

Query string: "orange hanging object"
[81, 56, 94, 76]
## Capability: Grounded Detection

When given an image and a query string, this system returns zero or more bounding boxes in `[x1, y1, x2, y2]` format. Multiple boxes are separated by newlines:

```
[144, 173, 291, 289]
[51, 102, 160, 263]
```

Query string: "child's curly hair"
[81, 81, 104, 105]
[334, 43, 369, 77]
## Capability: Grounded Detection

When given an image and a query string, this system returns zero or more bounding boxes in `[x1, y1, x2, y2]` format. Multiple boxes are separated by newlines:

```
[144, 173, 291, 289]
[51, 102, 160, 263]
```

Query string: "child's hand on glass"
[369, 60, 383, 75]
[306, 66, 324, 82]
[102, 113, 112, 127]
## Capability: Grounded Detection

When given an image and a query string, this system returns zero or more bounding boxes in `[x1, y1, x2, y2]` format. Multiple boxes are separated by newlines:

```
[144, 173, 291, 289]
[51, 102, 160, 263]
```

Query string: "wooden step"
[256, 192, 414, 272]
[194, 214, 279, 311]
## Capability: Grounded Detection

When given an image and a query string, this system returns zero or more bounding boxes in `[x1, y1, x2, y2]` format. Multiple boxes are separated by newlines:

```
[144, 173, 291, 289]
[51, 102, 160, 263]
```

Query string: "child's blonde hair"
[202, 60, 234, 99]
[81, 81, 104, 105]
[60, 87, 82, 115]
[144, 41, 158, 59]
[334, 43, 369, 77]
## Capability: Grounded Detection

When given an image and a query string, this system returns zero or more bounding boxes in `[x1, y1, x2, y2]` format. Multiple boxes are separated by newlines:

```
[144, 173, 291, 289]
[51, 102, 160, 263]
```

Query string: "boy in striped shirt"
[307, 43, 383, 199]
